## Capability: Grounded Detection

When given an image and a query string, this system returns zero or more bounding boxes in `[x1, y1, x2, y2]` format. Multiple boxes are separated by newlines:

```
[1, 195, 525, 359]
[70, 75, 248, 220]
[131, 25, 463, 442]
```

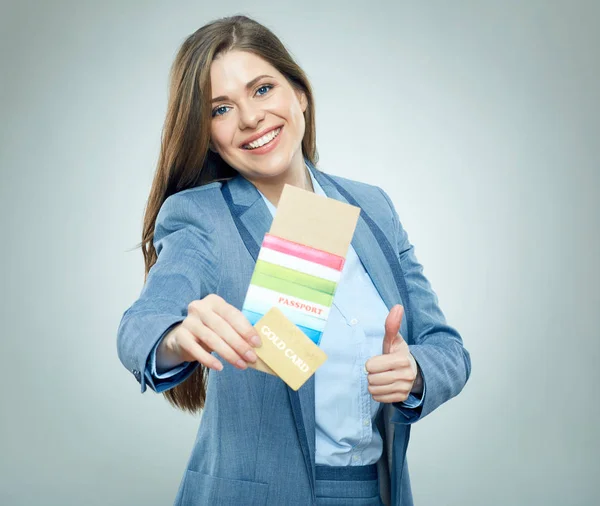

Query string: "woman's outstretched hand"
[157, 294, 262, 372]
[365, 304, 423, 403]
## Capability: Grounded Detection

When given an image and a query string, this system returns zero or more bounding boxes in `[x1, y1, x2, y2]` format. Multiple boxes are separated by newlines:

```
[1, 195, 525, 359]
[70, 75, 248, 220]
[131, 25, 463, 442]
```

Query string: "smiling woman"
[116, 14, 471, 506]
[208, 50, 308, 193]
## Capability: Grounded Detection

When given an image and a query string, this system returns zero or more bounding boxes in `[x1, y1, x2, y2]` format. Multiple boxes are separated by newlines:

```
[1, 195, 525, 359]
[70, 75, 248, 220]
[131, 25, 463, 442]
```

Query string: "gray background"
[1, 1, 598, 505]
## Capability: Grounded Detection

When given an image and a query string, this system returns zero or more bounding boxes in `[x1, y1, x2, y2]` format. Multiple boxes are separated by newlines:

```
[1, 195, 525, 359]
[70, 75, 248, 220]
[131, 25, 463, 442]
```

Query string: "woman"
[117, 15, 471, 506]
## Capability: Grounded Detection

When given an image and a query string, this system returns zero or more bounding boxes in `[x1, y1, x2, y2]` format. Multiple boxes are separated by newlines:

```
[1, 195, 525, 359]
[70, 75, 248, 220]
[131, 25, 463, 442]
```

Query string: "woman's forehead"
[210, 51, 281, 93]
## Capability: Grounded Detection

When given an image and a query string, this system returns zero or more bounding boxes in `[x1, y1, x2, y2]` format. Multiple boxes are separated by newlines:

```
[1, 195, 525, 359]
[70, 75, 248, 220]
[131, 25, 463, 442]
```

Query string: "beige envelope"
[246, 183, 360, 389]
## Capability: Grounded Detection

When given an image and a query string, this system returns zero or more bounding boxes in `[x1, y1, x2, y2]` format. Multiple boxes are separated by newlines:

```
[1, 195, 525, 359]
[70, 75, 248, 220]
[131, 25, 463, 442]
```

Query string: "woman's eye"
[256, 84, 273, 96]
[211, 86, 272, 117]
[212, 105, 230, 117]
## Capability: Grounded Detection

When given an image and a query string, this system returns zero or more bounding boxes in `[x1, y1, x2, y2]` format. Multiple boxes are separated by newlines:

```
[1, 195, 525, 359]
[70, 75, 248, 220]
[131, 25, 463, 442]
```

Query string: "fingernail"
[236, 359, 247, 369]
[251, 335, 262, 347]
[244, 350, 258, 362]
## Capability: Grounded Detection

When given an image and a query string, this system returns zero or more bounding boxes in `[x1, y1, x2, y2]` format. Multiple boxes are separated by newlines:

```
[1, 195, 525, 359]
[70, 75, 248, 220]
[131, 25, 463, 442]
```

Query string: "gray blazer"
[117, 161, 472, 505]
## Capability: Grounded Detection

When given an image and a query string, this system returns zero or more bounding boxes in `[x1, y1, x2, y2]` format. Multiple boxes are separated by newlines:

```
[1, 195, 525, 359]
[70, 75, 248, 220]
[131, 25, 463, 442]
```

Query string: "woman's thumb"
[383, 305, 404, 354]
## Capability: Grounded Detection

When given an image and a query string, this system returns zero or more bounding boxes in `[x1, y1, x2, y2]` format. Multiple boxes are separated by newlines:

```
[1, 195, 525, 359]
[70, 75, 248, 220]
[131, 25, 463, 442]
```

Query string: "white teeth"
[244, 128, 281, 149]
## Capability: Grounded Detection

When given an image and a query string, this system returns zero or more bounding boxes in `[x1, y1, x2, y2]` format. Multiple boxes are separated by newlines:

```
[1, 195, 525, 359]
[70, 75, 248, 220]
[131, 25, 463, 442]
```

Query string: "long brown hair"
[139, 15, 318, 414]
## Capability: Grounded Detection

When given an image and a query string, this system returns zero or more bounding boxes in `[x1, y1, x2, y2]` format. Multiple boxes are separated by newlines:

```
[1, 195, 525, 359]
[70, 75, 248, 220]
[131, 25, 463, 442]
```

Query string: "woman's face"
[209, 50, 308, 183]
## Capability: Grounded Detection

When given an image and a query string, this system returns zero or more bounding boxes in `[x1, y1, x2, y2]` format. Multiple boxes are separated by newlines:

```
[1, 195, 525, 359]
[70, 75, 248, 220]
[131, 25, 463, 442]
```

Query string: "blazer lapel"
[224, 174, 271, 256]
[311, 167, 402, 311]
[311, 167, 403, 505]
[223, 174, 317, 498]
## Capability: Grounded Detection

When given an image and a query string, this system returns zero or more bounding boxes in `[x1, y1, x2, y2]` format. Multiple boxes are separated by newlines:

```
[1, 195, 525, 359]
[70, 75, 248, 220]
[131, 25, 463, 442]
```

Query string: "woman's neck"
[252, 162, 314, 207]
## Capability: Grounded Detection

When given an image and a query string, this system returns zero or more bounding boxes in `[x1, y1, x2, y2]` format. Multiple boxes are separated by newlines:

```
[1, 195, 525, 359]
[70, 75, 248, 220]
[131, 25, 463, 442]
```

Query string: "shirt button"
[352, 455, 360, 462]
[363, 419, 370, 427]
[350, 318, 358, 325]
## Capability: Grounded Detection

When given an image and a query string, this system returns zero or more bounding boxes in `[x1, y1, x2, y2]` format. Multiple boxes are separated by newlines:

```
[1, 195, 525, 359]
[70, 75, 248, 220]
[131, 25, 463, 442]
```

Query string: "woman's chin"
[243, 157, 293, 178]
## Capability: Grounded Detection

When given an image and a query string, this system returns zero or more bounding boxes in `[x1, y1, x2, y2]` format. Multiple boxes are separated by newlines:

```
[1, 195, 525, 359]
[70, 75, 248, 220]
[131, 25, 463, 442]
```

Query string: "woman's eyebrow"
[211, 74, 274, 103]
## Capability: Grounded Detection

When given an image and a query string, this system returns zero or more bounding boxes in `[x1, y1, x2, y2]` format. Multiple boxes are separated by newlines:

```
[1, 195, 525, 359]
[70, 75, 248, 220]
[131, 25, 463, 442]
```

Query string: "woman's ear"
[295, 89, 308, 113]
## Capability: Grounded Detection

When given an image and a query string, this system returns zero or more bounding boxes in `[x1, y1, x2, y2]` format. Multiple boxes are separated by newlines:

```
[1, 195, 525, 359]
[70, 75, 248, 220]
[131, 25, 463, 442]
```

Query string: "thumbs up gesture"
[365, 304, 422, 403]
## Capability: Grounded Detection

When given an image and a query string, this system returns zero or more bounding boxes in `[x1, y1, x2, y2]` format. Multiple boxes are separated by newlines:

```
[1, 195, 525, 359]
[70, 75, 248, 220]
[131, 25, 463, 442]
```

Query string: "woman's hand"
[365, 304, 422, 403]
[158, 294, 262, 371]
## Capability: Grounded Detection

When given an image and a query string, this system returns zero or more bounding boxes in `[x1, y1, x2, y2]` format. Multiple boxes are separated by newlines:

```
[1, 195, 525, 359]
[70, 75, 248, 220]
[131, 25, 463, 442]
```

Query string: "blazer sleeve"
[378, 188, 472, 424]
[116, 191, 220, 393]
[145, 330, 196, 393]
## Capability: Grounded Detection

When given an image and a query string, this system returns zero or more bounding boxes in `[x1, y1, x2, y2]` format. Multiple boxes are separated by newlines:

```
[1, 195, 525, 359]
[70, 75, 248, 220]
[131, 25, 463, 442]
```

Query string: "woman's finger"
[176, 325, 223, 371]
[367, 380, 411, 396]
[183, 317, 248, 370]
[197, 310, 258, 364]
[372, 392, 410, 403]
[367, 369, 413, 386]
[211, 299, 262, 348]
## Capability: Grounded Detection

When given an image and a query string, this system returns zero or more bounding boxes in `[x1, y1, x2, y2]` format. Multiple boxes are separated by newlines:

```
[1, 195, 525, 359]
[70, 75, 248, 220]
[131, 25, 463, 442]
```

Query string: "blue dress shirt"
[146, 166, 424, 466]
[256, 166, 423, 466]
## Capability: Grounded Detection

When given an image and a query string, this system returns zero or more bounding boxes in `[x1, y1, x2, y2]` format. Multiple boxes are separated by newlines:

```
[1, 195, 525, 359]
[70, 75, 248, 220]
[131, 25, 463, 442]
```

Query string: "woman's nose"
[238, 102, 265, 130]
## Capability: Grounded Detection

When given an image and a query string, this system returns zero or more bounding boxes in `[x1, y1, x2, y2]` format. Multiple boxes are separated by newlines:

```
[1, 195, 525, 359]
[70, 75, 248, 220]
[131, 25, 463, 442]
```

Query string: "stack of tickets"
[242, 184, 360, 390]
[242, 233, 345, 346]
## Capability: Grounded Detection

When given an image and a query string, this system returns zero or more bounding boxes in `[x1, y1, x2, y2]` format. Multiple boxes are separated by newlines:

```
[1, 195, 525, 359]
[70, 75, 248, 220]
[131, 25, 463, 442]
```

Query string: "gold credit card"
[252, 307, 328, 391]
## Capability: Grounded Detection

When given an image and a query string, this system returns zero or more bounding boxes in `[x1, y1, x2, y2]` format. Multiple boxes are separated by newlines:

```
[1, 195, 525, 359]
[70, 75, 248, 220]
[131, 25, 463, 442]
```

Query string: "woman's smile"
[241, 126, 283, 154]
